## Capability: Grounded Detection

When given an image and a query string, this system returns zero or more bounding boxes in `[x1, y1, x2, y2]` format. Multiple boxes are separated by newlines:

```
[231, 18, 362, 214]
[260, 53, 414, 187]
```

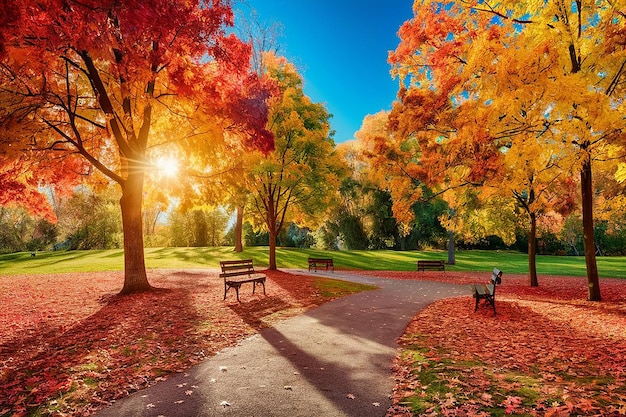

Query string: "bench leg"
[251, 279, 266, 296]
[488, 296, 496, 314]
[474, 295, 496, 314]
[224, 283, 242, 302]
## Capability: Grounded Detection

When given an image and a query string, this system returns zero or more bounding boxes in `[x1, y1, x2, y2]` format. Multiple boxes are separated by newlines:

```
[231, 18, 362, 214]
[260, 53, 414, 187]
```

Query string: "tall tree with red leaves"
[0, 0, 273, 293]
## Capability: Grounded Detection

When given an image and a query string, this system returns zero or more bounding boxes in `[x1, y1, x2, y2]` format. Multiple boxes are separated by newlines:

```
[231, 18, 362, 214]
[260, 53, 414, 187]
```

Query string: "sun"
[156, 156, 179, 178]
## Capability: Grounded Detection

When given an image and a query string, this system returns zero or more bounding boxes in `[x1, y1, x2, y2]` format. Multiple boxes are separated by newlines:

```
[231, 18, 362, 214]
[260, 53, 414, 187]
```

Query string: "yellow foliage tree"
[388, 0, 626, 300]
[245, 53, 347, 270]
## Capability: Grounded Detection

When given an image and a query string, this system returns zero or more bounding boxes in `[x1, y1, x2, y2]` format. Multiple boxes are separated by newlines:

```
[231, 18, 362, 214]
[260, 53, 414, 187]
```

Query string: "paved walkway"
[94, 271, 467, 417]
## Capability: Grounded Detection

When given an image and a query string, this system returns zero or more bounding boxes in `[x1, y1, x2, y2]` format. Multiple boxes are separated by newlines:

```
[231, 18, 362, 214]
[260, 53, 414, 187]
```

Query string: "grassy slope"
[1, 247, 625, 278]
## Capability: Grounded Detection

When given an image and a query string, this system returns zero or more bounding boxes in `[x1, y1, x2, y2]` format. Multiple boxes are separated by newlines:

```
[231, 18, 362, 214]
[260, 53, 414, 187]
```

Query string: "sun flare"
[156, 156, 179, 178]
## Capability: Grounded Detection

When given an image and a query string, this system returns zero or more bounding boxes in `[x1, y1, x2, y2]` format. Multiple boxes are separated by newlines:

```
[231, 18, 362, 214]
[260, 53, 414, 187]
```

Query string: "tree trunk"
[267, 199, 278, 270]
[268, 227, 277, 270]
[234, 206, 243, 252]
[447, 230, 455, 265]
[528, 212, 538, 287]
[580, 155, 601, 301]
[119, 170, 152, 294]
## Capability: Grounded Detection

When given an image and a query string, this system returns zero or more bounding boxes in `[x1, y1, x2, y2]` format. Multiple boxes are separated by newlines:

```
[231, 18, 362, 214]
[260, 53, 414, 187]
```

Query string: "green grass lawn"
[1, 247, 625, 278]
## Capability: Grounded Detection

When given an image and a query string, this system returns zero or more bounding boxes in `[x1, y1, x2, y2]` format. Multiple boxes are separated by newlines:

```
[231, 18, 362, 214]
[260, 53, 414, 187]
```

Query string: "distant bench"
[417, 259, 446, 272]
[219, 259, 266, 302]
[308, 257, 334, 272]
[471, 267, 503, 314]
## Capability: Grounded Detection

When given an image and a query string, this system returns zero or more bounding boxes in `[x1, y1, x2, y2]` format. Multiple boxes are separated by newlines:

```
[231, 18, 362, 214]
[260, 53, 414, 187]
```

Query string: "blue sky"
[237, 1, 414, 143]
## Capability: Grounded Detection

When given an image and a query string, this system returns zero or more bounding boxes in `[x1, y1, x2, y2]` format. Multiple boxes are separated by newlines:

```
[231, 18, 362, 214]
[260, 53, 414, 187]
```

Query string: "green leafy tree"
[60, 188, 122, 250]
[0, 207, 51, 253]
[206, 207, 229, 246]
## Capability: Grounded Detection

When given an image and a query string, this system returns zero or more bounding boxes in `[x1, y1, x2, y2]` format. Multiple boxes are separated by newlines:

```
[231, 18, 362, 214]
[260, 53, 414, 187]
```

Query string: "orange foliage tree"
[0, 0, 273, 293]
[388, 0, 626, 300]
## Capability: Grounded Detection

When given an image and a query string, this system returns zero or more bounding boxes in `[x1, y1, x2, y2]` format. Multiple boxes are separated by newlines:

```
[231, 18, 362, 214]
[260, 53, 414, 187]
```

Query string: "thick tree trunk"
[528, 212, 538, 287]
[447, 231, 455, 265]
[580, 156, 601, 301]
[119, 170, 152, 294]
[268, 227, 277, 270]
[234, 206, 243, 253]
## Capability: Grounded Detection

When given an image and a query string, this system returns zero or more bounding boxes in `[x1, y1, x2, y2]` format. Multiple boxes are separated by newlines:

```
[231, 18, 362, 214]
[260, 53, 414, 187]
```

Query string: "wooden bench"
[417, 259, 446, 272]
[471, 267, 503, 314]
[308, 257, 334, 272]
[219, 259, 266, 302]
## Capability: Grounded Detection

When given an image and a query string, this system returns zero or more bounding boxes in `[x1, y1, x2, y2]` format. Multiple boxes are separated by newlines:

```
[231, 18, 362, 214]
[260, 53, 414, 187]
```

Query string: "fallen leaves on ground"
[2, 269, 624, 416]
[0, 269, 352, 416]
[369, 271, 626, 416]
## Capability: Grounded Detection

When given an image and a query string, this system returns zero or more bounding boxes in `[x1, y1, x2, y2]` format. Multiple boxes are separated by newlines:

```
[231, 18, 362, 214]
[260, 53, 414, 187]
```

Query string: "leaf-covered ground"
[0, 269, 373, 417]
[355, 271, 626, 416]
[2, 270, 625, 416]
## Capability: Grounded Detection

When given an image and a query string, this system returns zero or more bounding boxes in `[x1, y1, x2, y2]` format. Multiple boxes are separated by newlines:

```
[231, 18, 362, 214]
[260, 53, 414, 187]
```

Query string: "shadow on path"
[93, 271, 467, 417]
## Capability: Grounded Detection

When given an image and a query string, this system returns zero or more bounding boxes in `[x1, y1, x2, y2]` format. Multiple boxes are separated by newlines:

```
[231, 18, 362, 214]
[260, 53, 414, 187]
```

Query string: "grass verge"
[2, 247, 626, 278]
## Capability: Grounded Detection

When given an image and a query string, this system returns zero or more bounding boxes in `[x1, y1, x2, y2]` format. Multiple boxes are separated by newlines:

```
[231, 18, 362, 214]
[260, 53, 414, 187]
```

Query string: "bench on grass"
[219, 259, 266, 302]
[471, 267, 503, 314]
[417, 259, 446, 272]
[308, 257, 334, 272]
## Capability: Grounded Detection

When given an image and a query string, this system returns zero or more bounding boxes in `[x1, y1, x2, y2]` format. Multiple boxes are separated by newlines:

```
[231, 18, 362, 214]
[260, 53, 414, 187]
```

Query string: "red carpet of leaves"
[2, 270, 625, 416]
[0, 269, 331, 417]
[355, 271, 626, 416]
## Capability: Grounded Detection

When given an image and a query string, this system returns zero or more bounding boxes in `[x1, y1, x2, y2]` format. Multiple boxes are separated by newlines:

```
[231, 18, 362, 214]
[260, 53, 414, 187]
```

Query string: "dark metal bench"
[308, 257, 334, 272]
[219, 259, 266, 302]
[471, 267, 503, 314]
[417, 259, 446, 272]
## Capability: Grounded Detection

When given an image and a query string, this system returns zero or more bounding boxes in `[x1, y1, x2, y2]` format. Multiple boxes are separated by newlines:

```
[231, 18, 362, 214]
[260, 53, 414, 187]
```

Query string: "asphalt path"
[93, 270, 467, 417]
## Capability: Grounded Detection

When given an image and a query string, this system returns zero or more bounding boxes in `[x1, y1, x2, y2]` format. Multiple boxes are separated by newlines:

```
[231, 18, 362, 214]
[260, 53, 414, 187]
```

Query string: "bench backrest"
[220, 259, 255, 277]
[489, 268, 503, 294]
[491, 267, 503, 284]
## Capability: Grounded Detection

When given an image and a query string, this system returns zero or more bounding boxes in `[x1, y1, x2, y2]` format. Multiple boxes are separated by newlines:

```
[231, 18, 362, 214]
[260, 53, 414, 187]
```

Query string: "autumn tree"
[229, 11, 283, 252]
[0, 1, 272, 293]
[355, 111, 455, 259]
[388, 0, 626, 300]
[355, 112, 418, 230]
[246, 53, 346, 270]
[163, 13, 282, 254]
[340, 133, 409, 251]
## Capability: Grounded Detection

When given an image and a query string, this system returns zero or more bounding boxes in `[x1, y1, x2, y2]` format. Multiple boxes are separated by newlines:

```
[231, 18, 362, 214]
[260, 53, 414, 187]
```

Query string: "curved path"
[94, 270, 467, 417]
